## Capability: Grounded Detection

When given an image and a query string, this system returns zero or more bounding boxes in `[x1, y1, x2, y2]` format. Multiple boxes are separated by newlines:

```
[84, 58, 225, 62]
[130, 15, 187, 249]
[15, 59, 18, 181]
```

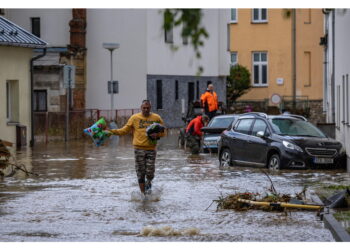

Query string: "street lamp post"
[103, 42, 120, 112]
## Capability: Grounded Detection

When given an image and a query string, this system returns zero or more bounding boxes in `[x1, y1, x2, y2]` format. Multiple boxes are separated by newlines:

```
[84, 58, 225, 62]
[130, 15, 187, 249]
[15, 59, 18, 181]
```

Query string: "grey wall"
[147, 74, 226, 128]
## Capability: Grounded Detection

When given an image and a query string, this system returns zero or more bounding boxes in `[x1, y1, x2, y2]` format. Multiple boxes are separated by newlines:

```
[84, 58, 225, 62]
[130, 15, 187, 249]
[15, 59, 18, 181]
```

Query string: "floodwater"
[1, 132, 349, 242]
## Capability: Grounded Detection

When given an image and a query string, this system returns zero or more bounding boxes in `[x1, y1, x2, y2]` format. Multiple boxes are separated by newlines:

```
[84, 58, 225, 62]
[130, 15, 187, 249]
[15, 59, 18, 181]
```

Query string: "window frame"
[6, 80, 20, 123]
[164, 25, 173, 44]
[252, 51, 268, 86]
[156, 80, 163, 110]
[230, 52, 238, 66]
[175, 80, 179, 101]
[230, 9, 238, 23]
[233, 118, 255, 135]
[252, 8, 268, 23]
[33, 89, 48, 112]
[31, 17, 41, 38]
[251, 119, 269, 137]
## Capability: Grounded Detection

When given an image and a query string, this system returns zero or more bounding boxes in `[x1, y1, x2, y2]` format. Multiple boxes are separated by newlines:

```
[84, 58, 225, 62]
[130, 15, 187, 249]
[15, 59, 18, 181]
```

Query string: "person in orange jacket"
[185, 115, 209, 154]
[200, 84, 218, 120]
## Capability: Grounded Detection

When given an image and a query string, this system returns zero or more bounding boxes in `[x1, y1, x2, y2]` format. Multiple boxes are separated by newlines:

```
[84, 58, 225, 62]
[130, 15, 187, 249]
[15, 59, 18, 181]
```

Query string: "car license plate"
[314, 157, 334, 164]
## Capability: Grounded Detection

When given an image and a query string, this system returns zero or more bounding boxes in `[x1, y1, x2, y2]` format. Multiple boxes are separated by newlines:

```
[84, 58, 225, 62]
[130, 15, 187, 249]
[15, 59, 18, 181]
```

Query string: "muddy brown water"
[1, 132, 349, 242]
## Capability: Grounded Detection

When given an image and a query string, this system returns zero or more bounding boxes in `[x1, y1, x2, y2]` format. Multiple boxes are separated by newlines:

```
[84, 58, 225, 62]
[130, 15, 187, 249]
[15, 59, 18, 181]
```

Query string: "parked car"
[201, 114, 239, 153]
[218, 112, 347, 170]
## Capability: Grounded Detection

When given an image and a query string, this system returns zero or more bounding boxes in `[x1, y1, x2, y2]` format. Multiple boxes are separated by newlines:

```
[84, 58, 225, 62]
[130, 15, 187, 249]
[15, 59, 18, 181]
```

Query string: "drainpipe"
[292, 9, 297, 110]
[331, 10, 335, 123]
[322, 10, 328, 116]
[30, 48, 47, 147]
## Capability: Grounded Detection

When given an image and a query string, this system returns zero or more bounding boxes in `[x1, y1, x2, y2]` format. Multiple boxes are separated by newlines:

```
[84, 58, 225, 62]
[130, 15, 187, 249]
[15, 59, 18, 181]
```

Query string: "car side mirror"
[257, 131, 265, 138]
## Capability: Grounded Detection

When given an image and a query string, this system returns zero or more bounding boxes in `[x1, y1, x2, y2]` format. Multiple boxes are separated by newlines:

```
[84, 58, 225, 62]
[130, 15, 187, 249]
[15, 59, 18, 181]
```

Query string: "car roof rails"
[281, 114, 308, 121]
[241, 112, 268, 119]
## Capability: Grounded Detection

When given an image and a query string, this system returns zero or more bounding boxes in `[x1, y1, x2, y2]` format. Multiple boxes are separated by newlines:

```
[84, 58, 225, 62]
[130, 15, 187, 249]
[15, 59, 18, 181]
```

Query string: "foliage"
[163, 9, 209, 75]
[226, 64, 252, 106]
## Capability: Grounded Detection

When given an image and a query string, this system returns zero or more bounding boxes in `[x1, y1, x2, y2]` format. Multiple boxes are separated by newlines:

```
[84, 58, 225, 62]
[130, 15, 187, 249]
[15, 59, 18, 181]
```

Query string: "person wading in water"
[108, 100, 165, 194]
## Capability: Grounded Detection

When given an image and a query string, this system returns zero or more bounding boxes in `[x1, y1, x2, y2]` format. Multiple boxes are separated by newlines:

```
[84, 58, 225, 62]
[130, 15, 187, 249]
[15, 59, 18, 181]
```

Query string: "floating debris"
[212, 171, 322, 213]
[214, 191, 322, 212]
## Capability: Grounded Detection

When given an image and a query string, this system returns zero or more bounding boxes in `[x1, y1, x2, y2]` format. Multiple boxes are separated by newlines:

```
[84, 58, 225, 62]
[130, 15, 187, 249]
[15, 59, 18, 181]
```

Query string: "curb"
[311, 194, 350, 242]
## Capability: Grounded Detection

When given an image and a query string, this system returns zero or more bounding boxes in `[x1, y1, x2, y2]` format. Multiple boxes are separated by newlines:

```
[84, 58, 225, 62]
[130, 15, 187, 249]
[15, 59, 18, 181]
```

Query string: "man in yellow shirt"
[108, 100, 165, 194]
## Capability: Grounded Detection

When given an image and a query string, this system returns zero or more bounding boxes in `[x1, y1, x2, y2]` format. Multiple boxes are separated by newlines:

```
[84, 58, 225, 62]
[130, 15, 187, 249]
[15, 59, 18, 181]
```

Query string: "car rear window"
[209, 117, 236, 128]
[269, 118, 326, 137]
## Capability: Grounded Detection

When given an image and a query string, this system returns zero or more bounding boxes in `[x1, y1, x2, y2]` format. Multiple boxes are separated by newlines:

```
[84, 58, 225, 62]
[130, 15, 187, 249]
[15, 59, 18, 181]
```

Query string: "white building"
[5, 9, 231, 127]
[323, 9, 350, 171]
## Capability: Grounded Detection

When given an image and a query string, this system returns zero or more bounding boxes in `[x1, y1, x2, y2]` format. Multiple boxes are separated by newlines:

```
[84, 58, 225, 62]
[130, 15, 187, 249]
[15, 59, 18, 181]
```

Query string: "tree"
[226, 64, 252, 107]
[163, 9, 208, 75]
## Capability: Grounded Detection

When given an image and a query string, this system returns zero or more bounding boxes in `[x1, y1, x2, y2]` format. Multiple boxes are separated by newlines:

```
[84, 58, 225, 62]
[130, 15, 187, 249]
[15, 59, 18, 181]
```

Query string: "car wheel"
[220, 149, 232, 167]
[268, 154, 281, 170]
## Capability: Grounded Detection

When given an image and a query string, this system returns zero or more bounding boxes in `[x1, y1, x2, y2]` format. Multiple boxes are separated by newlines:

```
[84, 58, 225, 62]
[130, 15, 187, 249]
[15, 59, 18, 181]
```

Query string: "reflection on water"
[0, 133, 349, 242]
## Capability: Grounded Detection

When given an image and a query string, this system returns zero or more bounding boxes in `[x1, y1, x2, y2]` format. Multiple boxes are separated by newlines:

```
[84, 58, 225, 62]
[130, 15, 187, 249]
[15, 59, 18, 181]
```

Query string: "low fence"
[34, 108, 140, 143]
[228, 98, 325, 125]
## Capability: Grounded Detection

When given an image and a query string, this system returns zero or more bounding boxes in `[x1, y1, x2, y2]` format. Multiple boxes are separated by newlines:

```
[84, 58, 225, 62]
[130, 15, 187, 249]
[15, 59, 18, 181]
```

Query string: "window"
[304, 51, 311, 87]
[252, 52, 268, 86]
[235, 119, 254, 135]
[0, 9, 5, 15]
[31, 17, 41, 38]
[188, 82, 195, 104]
[33, 90, 47, 111]
[304, 9, 311, 24]
[196, 81, 200, 99]
[231, 52, 238, 66]
[230, 9, 237, 23]
[336, 85, 340, 128]
[251, 119, 268, 136]
[164, 22, 173, 44]
[227, 23, 230, 51]
[6, 81, 19, 123]
[156, 80, 163, 109]
[175, 80, 179, 100]
[182, 25, 188, 45]
[252, 9, 267, 23]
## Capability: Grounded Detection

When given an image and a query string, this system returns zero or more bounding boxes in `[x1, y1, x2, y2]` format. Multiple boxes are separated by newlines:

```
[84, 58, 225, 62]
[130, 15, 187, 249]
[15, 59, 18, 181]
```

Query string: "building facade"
[0, 16, 47, 146]
[323, 9, 350, 171]
[5, 9, 230, 128]
[229, 8, 324, 122]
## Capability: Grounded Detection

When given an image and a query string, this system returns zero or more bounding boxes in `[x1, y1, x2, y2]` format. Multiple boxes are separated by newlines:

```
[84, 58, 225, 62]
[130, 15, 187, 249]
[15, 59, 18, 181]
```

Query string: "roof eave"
[0, 42, 47, 49]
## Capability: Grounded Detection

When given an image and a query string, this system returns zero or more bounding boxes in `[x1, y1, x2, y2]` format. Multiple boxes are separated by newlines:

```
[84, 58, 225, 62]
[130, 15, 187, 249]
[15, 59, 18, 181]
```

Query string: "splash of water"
[130, 187, 163, 202]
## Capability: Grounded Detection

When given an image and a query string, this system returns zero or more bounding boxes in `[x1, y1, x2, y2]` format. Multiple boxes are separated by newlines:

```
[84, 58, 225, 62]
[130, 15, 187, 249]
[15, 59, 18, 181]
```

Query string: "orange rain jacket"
[200, 90, 218, 112]
[186, 115, 205, 137]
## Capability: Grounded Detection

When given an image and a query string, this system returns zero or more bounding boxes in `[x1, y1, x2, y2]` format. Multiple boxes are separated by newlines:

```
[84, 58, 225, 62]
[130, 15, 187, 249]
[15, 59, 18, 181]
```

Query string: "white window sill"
[252, 21, 268, 24]
[7, 121, 20, 126]
[252, 84, 268, 88]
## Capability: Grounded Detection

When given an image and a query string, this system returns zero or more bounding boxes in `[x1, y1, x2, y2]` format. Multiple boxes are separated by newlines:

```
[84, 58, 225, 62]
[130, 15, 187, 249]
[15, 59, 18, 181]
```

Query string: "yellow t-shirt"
[110, 112, 165, 150]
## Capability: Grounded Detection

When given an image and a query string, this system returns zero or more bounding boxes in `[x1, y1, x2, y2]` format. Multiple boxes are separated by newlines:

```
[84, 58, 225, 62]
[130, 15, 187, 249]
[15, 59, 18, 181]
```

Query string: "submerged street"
[1, 133, 349, 242]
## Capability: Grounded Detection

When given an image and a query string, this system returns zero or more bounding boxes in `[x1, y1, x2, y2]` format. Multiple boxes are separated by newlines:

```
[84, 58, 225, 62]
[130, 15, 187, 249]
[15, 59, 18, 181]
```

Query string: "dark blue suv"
[218, 113, 347, 170]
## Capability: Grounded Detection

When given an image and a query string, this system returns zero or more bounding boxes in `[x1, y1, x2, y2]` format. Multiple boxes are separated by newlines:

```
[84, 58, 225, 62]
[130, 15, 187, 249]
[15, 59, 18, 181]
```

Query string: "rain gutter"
[30, 48, 47, 147]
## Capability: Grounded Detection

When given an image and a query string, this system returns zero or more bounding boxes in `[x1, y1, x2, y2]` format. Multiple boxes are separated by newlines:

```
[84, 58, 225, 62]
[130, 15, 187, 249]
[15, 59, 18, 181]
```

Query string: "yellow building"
[229, 8, 324, 107]
[0, 16, 47, 146]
